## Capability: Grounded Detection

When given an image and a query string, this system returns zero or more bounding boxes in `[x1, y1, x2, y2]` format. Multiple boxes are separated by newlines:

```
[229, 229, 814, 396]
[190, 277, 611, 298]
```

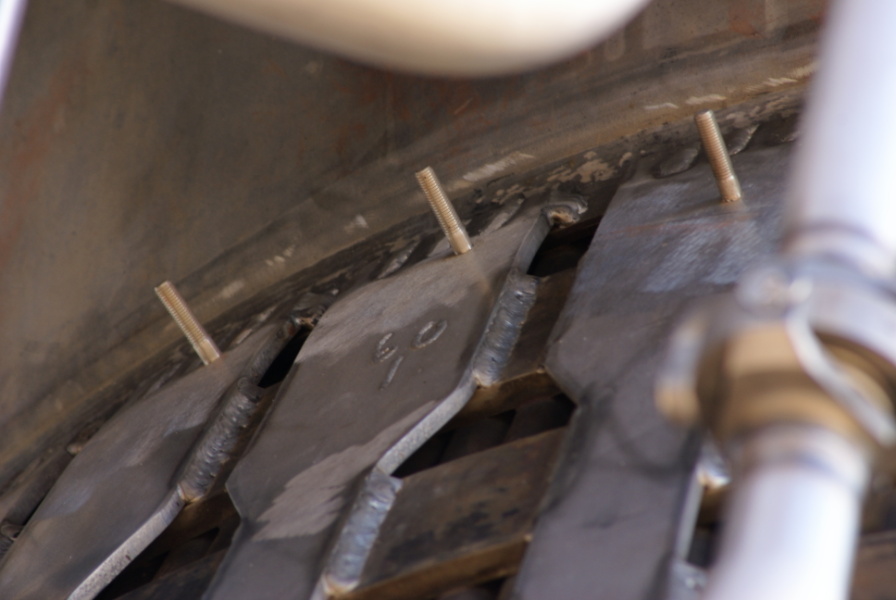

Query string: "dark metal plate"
[206, 205, 554, 600]
[0, 325, 276, 600]
[513, 145, 790, 600]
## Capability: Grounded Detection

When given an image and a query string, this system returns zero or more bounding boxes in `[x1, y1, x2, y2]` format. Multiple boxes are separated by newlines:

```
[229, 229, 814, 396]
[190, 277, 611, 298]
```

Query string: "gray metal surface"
[512, 144, 791, 600]
[0, 325, 275, 600]
[205, 202, 557, 600]
[0, 0, 824, 496]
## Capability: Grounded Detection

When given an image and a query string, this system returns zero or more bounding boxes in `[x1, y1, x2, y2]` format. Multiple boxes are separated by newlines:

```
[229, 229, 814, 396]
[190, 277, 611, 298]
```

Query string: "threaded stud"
[695, 110, 743, 203]
[155, 281, 221, 365]
[415, 167, 472, 255]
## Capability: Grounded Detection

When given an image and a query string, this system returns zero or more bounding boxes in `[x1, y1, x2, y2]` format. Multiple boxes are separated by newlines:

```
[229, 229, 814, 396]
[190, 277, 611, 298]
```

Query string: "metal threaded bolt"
[415, 166, 472, 255]
[155, 281, 221, 365]
[695, 110, 743, 203]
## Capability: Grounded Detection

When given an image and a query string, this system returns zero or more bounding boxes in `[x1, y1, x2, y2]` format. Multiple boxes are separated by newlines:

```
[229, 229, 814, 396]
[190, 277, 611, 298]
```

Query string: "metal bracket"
[0, 323, 288, 600]
[657, 259, 896, 449]
[204, 198, 579, 600]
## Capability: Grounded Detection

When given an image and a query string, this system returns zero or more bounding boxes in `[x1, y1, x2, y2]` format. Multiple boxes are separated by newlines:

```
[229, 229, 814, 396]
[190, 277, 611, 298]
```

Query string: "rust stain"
[729, 2, 764, 38]
[294, 138, 307, 168]
[386, 74, 415, 124]
[334, 121, 370, 162]
[0, 53, 90, 275]
[328, 59, 385, 107]
[262, 58, 287, 79]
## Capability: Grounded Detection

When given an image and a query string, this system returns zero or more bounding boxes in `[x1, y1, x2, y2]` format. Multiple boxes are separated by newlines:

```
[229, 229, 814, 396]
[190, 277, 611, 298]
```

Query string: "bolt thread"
[415, 167, 472, 255]
[155, 281, 221, 365]
[695, 111, 742, 203]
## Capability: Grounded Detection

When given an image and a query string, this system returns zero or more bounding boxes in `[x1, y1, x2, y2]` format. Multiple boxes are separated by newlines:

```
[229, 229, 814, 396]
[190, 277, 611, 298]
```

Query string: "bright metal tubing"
[785, 0, 896, 278]
[0, 0, 28, 110]
[703, 426, 869, 600]
[706, 2, 893, 597]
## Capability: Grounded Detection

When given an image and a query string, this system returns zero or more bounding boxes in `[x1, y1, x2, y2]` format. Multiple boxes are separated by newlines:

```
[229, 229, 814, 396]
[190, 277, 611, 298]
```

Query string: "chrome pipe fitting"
[704, 426, 869, 600]
[660, 4, 896, 598]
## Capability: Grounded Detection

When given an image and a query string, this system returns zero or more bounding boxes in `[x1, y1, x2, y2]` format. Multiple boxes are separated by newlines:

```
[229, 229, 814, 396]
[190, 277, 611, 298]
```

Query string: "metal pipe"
[702, 3, 896, 598]
[785, 0, 896, 278]
[703, 426, 869, 600]
[0, 0, 28, 110]
[167, 0, 650, 76]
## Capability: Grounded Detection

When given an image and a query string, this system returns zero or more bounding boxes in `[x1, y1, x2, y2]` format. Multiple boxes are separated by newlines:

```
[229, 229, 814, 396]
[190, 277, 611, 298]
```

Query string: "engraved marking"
[377, 320, 449, 389]
[380, 356, 404, 390]
[374, 333, 397, 363]
[412, 319, 448, 349]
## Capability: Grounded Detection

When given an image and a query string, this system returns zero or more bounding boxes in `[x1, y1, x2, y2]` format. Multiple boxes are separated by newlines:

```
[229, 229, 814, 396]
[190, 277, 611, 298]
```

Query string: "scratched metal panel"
[513, 144, 792, 600]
